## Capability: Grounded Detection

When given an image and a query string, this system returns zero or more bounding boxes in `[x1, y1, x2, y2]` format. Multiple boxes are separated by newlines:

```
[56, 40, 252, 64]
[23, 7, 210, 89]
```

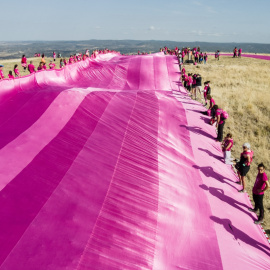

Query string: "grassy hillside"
[185, 55, 270, 233]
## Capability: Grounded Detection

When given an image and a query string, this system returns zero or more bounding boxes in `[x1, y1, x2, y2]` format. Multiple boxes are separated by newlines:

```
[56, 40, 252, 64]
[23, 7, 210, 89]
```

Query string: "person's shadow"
[193, 165, 233, 183]
[200, 184, 254, 218]
[198, 148, 222, 161]
[180, 125, 215, 140]
[210, 216, 270, 257]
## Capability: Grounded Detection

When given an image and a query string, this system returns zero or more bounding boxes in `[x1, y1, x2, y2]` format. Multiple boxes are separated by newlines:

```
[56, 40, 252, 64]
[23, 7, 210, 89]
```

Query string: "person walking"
[249, 163, 269, 224]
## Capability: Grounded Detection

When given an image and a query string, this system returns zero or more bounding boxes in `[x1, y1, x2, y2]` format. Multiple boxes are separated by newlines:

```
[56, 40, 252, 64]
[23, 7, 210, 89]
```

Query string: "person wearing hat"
[0, 65, 5, 80]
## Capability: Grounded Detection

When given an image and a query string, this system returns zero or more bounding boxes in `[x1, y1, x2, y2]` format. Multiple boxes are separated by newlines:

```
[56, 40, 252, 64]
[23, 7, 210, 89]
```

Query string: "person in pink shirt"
[238, 48, 242, 58]
[14, 64, 20, 77]
[222, 133, 234, 164]
[21, 55, 27, 71]
[37, 62, 43, 71]
[53, 51, 56, 61]
[203, 81, 211, 106]
[63, 58, 67, 66]
[8, 71, 14, 79]
[28, 61, 36, 74]
[42, 63, 47, 70]
[0, 65, 5, 80]
[49, 61, 55, 69]
[249, 163, 269, 224]
[215, 105, 225, 142]
[69, 55, 74, 64]
[186, 73, 192, 93]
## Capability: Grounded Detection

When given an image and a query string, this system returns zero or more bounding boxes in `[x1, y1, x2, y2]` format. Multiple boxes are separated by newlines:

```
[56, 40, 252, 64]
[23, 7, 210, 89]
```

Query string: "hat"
[0, 65, 4, 67]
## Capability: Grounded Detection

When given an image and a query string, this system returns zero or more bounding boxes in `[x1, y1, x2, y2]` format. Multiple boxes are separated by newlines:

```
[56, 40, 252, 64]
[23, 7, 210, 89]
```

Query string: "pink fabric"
[208, 53, 270, 61]
[0, 53, 269, 269]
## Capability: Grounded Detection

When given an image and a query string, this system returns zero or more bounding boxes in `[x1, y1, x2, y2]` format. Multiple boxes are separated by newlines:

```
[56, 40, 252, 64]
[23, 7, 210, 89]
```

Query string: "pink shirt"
[215, 108, 224, 124]
[42, 65, 47, 70]
[21, 57, 27, 64]
[28, 64, 35, 73]
[49, 63, 55, 69]
[210, 98, 215, 108]
[188, 76, 192, 86]
[8, 74, 14, 79]
[14, 68, 20, 76]
[222, 138, 233, 152]
[0, 70, 4, 79]
[253, 172, 268, 195]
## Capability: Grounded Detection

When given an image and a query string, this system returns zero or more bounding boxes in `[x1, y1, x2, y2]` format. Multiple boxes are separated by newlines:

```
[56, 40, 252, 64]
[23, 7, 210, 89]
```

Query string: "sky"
[1, 0, 270, 43]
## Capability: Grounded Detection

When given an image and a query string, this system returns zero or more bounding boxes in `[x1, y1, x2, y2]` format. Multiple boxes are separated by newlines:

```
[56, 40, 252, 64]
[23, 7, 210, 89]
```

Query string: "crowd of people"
[0, 49, 117, 80]
[159, 46, 208, 65]
[180, 54, 269, 225]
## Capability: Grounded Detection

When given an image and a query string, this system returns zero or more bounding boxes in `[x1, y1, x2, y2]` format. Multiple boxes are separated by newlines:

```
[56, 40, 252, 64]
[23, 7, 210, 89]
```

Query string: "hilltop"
[0, 40, 270, 59]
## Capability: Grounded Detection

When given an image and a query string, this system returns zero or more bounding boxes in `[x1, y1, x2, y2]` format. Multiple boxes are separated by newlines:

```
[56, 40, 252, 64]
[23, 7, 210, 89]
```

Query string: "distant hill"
[0, 40, 269, 59]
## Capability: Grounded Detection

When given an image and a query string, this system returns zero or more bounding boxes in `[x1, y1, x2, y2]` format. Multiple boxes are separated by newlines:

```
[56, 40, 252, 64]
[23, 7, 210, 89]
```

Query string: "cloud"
[191, 30, 224, 37]
[149, 26, 155, 31]
[206, 6, 217, 14]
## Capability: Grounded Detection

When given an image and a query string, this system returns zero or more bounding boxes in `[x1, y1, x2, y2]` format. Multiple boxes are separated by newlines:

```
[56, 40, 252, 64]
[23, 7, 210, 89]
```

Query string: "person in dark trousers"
[214, 105, 225, 142]
[249, 163, 269, 224]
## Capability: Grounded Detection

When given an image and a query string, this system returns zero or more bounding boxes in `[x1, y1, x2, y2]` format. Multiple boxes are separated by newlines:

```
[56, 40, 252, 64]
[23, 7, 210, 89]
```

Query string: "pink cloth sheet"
[208, 53, 270, 61]
[0, 53, 269, 270]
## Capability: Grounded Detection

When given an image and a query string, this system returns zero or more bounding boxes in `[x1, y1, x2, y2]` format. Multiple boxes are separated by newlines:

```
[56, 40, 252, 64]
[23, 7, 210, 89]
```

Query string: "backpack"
[221, 110, 229, 120]
[243, 151, 254, 166]
[248, 151, 254, 165]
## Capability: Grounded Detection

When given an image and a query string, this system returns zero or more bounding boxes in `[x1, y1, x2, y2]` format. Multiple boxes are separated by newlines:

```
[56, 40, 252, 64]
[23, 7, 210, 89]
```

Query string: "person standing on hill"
[28, 61, 36, 74]
[249, 163, 269, 224]
[21, 55, 27, 71]
[215, 106, 225, 142]
[41, 54, 46, 64]
[222, 133, 234, 164]
[233, 47, 237, 57]
[0, 65, 5, 80]
[195, 74, 202, 100]
[204, 53, 208, 64]
[203, 81, 211, 106]
[53, 51, 56, 62]
[8, 71, 14, 79]
[14, 64, 20, 77]
[238, 48, 242, 58]
[236, 143, 253, 193]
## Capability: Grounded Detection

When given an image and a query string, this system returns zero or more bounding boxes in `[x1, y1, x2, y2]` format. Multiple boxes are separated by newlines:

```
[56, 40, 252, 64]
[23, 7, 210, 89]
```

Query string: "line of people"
[0, 49, 117, 80]
[181, 68, 269, 225]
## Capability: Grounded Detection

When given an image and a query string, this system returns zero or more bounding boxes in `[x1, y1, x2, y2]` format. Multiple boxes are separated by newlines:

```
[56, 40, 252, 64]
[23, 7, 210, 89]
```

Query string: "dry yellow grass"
[185, 55, 270, 233]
